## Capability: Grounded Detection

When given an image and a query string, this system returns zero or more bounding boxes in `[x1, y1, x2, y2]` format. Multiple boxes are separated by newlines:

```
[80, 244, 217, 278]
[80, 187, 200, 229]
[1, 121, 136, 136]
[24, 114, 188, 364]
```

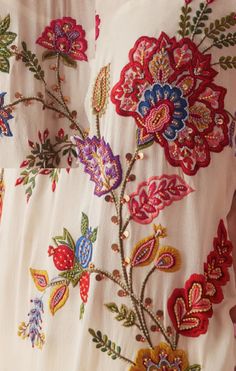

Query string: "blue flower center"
[138, 83, 188, 141]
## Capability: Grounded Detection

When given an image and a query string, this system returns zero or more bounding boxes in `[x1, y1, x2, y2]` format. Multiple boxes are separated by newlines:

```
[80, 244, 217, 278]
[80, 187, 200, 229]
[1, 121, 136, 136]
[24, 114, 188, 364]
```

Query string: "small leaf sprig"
[88, 328, 135, 365]
[15, 167, 63, 202]
[0, 14, 17, 73]
[178, 2, 192, 37]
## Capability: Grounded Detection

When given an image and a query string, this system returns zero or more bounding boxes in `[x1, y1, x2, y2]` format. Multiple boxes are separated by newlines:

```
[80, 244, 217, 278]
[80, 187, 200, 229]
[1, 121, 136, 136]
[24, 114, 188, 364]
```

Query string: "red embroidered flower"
[36, 17, 88, 62]
[111, 32, 229, 175]
[168, 220, 233, 337]
[167, 274, 213, 337]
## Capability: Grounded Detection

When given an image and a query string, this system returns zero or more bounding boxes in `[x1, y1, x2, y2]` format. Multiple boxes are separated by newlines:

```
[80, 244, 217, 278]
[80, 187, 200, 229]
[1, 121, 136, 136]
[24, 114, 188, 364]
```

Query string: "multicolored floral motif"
[0, 92, 13, 136]
[167, 220, 233, 337]
[18, 214, 98, 347]
[130, 342, 189, 371]
[74, 136, 122, 196]
[18, 298, 45, 349]
[128, 175, 194, 224]
[111, 32, 230, 175]
[36, 17, 88, 63]
[130, 224, 181, 273]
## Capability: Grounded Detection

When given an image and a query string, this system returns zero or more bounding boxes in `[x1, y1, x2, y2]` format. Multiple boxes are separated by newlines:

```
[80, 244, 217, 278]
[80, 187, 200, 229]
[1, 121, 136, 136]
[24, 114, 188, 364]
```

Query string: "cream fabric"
[0, 1, 236, 371]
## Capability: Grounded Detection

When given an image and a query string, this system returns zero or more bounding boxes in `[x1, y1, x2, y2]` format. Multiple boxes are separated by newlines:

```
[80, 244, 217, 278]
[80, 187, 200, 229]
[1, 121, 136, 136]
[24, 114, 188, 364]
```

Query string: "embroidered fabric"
[0, 1, 236, 371]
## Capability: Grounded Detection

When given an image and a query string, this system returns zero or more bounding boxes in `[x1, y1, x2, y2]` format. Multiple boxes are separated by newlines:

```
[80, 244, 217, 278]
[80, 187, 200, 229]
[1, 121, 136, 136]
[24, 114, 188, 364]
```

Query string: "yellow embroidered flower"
[130, 342, 189, 371]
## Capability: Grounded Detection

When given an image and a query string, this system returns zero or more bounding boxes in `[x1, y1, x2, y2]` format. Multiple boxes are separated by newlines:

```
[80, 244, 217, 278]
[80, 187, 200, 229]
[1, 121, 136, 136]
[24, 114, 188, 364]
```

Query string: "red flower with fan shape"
[36, 17, 88, 62]
[111, 32, 229, 175]
[168, 220, 233, 337]
[167, 274, 213, 337]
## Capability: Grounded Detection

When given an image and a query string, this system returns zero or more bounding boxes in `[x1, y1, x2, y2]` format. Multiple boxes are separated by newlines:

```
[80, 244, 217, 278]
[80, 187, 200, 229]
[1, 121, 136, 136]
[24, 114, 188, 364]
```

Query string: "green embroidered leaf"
[0, 47, 11, 58]
[0, 31, 16, 46]
[185, 365, 201, 371]
[204, 12, 236, 40]
[190, 2, 212, 38]
[105, 302, 119, 313]
[88, 328, 123, 361]
[105, 303, 136, 327]
[81, 212, 89, 235]
[53, 228, 76, 251]
[21, 41, 45, 81]
[218, 56, 236, 70]
[79, 302, 85, 319]
[59, 265, 83, 287]
[211, 32, 236, 49]
[0, 14, 10, 34]
[90, 227, 98, 243]
[42, 50, 57, 61]
[178, 5, 192, 37]
[61, 54, 77, 68]
[0, 55, 9, 73]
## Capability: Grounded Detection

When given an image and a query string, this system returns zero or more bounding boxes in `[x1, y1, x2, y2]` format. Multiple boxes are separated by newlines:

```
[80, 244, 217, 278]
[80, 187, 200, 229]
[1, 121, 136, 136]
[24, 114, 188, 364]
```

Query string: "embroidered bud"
[127, 174, 136, 182]
[105, 195, 113, 202]
[125, 153, 133, 162]
[48, 244, 75, 271]
[120, 230, 130, 239]
[136, 334, 145, 342]
[111, 215, 119, 224]
[118, 290, 127, 297]
[145, 297, 152, 306]
[136, 152, 144, 160]
[122, 194, 130, 203]
[111, 243, 119, 252]
[112, 269, 121, 278]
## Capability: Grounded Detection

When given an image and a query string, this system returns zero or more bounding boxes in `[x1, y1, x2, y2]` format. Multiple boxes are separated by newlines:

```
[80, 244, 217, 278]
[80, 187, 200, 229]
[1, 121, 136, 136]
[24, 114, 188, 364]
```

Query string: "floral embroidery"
[2, 17, 88, 144]
[0, 92, 13, 136]
[92, 64, 110, 117]
[111, 31, 230, 175]
[167, 220, 233, 337]
[18, 2, 236, 370]
[0, 14, 17, 73]
[128, 175, 194, 224]
[36, 17, 88, 65]
[95, 14, 101, 41]
[130, 224, 181, 273]
[130, 342, 189, 371]
[15, 166, 67, 202]
[18, 214, 98, 346]
[18, 298, 45, 349]
[74, 136, 122, 197]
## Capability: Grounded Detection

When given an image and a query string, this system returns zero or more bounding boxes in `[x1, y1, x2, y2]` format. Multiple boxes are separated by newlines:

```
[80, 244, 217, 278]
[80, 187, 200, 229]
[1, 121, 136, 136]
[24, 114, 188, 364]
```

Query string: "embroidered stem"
[56, 54, 72, 118]
[96, 114, 101, 139]
[3, 96, 85, 139]
[88, 267, 176, 349]
[129, 266, 154, 349]
[118, 150, 138, 285]
[203, 34, 236, 53]
[191, 2, 209, 41]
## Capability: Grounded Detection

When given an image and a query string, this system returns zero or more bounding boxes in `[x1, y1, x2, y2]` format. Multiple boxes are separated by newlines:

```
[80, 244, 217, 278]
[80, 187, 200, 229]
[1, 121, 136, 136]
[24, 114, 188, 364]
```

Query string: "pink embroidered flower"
[111, 33, 229, 175]
[36, 17, 88, 62]
[95, 14, 101, 40]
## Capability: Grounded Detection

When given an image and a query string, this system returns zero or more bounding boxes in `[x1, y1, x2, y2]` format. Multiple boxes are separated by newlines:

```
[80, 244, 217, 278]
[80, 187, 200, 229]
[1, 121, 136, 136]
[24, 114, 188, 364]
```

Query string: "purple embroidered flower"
[0, 92, 13, 137]
[74, 136, 122, 196]
[28, 298, 45, 348]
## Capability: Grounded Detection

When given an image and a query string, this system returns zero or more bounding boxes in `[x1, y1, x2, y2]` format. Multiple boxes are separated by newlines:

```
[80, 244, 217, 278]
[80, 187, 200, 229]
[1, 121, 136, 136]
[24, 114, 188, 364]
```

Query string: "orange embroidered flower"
[130, 342, 189, 371]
